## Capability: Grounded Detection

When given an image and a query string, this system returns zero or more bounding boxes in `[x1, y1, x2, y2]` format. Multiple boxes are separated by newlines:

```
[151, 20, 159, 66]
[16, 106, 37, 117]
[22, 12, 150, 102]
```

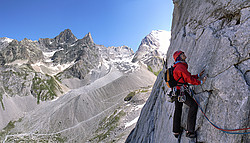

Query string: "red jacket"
[173, 61, 201, 89]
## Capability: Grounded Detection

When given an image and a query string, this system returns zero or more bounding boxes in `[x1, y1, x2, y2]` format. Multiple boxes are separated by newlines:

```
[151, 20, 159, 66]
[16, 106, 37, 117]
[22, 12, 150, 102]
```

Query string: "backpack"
[165, 66, 178, 88]
[163, 58, 188, 88]
[164, 66, 188, 88]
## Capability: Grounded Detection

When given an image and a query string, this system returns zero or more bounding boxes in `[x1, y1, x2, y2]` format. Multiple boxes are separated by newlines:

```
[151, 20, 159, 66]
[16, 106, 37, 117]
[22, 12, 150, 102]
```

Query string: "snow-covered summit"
[138, 30, 171, 55]
[0, 37, 13, 43]
[132, 30, 171, 73]
[149, 30, 171, 54]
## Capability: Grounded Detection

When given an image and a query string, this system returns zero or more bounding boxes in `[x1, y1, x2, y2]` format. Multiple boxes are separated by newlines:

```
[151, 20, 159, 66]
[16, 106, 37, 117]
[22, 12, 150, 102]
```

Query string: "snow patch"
[125, 116, 139, 128]
[43, 49, 63, 58]
[31, 61, 75, 76]
[43, 49, 64, 62]
[43, 51, 57, 58]
[70, 42, 77, 47]
[100, 52, 140, 74]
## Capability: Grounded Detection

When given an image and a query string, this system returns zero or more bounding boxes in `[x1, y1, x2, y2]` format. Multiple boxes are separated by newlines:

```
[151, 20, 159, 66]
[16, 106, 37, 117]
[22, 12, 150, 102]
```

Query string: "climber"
[172, 50, 207, 139]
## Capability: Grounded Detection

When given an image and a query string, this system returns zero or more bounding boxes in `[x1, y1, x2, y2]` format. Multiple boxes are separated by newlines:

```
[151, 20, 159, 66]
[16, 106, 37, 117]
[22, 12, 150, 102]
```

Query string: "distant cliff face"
[0, 39, 44, 65]
[126, 0, 249, 143]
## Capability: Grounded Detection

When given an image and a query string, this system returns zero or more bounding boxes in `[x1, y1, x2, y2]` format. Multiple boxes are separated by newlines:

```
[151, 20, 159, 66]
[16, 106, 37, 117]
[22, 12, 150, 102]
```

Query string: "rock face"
[132, 30, 171, 74]
[126, 0, 249, 143]
[53, 34, 100, 80]
[0, 37, 13, 50]
[0, 39, 44, 65]
[38, 29, 77, 51]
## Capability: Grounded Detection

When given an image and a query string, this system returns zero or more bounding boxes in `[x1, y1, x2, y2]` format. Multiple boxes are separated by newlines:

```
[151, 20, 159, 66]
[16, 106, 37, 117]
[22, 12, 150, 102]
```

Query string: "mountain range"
[0, 29, 170, 142]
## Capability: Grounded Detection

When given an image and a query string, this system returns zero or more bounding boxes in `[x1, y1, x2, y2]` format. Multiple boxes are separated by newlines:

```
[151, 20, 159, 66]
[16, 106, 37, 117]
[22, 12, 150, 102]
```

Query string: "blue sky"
[0, 0, 174, 51]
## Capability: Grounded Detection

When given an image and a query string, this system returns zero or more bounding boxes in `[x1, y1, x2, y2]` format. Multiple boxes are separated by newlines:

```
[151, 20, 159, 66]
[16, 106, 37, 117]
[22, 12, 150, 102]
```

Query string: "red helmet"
[173, 50, 184, 61]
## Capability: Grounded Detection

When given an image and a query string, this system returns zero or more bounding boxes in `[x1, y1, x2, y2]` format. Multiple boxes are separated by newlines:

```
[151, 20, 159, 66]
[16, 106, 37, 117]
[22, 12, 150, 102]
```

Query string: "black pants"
[173, 90, 198, 133]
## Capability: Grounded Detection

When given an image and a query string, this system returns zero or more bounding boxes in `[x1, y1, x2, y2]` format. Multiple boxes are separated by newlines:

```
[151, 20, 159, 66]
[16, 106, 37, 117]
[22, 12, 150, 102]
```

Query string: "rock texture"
[126, 0, 249, 143]
[0, 64, 66, 131]
[0, 37, 13, 50]
[38, 29, 77, 51]
[0, 39, 44, 65]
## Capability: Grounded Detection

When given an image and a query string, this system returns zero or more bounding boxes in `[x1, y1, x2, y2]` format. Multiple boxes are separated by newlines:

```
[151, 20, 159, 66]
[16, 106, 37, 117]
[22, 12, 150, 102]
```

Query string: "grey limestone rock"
[0, 39, 44, 65]
[0, 37, 13, 50]
[126, 0, 250, 143]
[38, 29, 77, 51]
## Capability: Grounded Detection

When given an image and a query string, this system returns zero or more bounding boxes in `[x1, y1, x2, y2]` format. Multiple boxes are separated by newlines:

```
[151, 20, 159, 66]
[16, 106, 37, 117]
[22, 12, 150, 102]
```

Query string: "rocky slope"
[1, 66, 156, 143]
[126, 0, 249, 143]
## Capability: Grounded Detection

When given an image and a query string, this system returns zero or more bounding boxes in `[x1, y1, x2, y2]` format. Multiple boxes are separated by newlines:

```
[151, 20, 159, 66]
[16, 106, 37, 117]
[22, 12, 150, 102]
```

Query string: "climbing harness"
[168, 85, 188, 103]
[190, 89, 250, 134]
[178, 86, 186, 102]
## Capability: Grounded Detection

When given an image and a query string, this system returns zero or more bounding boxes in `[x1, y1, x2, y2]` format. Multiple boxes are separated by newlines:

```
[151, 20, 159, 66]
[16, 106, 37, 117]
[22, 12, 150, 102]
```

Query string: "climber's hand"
[202, 76, 207, 83]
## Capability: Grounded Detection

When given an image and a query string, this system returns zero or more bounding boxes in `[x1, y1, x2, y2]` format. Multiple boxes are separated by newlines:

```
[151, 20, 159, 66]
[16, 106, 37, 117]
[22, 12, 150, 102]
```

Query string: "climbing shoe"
[186, 131, 197, 138]
[173, 132, 180, 138]
[173, 128, 184, 138]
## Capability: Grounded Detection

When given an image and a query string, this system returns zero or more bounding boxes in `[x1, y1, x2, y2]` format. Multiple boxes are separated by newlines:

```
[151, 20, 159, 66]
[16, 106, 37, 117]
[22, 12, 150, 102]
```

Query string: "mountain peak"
[83, 32, 94, 43]
[55, 29, 77, 44]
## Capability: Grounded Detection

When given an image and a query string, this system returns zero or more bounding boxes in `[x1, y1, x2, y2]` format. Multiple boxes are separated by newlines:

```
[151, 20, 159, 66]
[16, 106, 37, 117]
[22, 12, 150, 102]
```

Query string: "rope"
[190, 90, 250, 134]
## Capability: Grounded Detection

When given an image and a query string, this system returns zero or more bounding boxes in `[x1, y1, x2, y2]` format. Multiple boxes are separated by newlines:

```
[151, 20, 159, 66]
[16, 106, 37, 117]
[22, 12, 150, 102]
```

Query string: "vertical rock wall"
[126, 0, 249, 143]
